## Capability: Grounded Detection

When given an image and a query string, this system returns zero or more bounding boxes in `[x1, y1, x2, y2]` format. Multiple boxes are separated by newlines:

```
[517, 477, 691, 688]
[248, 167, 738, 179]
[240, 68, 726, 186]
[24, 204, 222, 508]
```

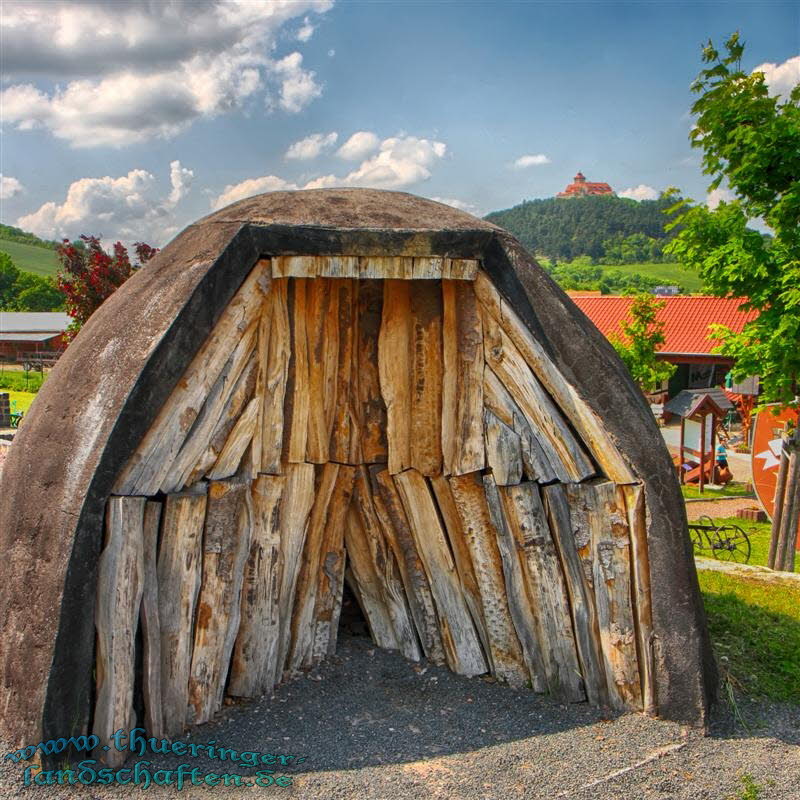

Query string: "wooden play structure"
[0, 190, 716, 763]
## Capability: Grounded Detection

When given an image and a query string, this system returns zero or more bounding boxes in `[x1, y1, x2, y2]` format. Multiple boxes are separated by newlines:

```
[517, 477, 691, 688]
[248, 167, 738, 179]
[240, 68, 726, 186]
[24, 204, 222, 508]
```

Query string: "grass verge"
[682, 482, 754, 499]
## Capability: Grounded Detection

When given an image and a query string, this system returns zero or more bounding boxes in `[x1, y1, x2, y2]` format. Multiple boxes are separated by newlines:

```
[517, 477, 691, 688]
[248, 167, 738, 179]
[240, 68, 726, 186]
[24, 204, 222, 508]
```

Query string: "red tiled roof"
[570, 295, 759, 355]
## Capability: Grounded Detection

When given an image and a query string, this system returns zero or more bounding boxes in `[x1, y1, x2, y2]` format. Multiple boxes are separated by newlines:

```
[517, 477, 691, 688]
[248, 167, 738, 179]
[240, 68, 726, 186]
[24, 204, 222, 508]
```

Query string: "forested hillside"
[485, 194, 679, 263]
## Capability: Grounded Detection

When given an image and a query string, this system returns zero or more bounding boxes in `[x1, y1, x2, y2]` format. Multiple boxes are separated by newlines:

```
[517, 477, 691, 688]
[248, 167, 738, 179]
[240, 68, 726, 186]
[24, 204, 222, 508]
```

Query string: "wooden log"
[160, 320, 259, 493]
[370, 466, 445, 664]
[444, 474, 528, 687]
[311, 464, 356, 663]
[429, 475, 492, 666]
[206, 396, 259, 480]
[409, 281, 444, 475]
[185, 350, 258, 486]
[319, 255, 359, 278]
[483, 368, 556, 483]
[284, 278, 310, 462]
[329, 279, 361, 463]
[93, 496, 145, 767]
[344, 505, 399, 650]
[497, 482, 585, 702]
[622, 483, 656, 714]
[475, 271, 636, 484]
[115, 260, 269, 495]
[542, 483, 609, 707]
[285, 464, 348, 674]
[357, 280, 388, 463]
[273, 255, 319, 278]
[394, 469, 486, 676]
[305, 278, 340, 463]
[228, 475, 285, 698]
[484, 410, 523, 485]
[481, 475, 548, 691]
[157, 484, 207, 737]
[442, 280, 485, 476]
[379, 280, 412, 473]
[140, 500, 164, 740]
[481, 306, 594, 483]
[260, 278, 291, 473]
[274, 463, 316, 684]
[187, 479, 252, 725]
[349, 465, 421, 660]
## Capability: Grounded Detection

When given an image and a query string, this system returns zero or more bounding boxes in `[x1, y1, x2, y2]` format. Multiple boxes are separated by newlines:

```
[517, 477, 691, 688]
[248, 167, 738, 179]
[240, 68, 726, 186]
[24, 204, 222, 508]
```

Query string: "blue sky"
[0, 0, 797, 248]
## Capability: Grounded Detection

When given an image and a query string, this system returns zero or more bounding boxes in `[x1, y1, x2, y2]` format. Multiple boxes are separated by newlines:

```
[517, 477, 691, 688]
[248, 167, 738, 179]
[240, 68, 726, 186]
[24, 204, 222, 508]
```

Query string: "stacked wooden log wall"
[94, 255, 655, 761]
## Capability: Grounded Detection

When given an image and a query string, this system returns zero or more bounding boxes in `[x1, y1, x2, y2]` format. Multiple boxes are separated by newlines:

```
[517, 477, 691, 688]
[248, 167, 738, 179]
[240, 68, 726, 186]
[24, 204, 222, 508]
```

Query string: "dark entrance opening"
[339, 570, 372, 640]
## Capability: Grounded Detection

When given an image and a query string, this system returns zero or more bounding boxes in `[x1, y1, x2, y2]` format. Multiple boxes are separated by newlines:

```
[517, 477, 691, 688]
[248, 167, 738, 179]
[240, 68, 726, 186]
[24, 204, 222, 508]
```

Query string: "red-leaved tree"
[56, 235, 159, 337]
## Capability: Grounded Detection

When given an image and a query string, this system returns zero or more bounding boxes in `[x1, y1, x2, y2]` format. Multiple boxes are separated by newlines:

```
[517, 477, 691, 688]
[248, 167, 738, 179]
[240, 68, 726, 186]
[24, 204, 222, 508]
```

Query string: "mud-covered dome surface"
[0, 189, 715, 757]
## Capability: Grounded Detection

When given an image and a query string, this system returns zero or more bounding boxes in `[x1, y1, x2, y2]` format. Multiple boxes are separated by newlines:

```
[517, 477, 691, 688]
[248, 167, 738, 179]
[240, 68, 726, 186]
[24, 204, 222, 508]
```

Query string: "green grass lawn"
[0, 239, 59, 277]
[707, 516, 773, 567]
[599, 261, 705, 292]
[698, 570, 800, 704]
[6, 390, 37, 414]
[682, 482, 754, 499]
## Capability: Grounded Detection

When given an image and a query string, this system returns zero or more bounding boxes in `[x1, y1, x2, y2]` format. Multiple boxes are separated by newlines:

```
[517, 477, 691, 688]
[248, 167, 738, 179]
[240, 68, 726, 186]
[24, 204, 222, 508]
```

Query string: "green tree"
[665, 32, 799, 571]
[0, 253, 20, 307]
[609, 293, 676, 393]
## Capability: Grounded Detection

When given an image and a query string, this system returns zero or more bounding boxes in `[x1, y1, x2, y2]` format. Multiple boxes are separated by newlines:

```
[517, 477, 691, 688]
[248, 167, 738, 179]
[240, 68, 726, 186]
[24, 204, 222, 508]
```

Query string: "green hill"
[0, 239, 60, 277]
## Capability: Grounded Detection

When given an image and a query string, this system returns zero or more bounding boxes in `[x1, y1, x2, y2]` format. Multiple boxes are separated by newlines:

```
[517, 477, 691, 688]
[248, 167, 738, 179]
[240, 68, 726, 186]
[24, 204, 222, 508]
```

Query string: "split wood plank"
[305, 277, 340, 463]
[497, 482, 585, 702]
[360, 257, 414, 279]
[329, 279, 361, 463]
[542, 483, 609, 707]
[274, 463, 317, 684]
[310, 464, 356, 664]
[228, 475, 285, 698]
[483, 369, 557, 483]
[481, 305, 594, 483]
[161, 320, 259, 493]
[449, 259, 479, 280]
[115, 260, 270, 496]
[445, 474, 528, 687]
[484, 410, 523, 486]
[378, 281, 412, 473]
[272, 255, 319, 278]
[93, 496, 146, 767]
[622, 483, 656, 715]
[185, 350, 258, 486]
[475, 271, 636, 484]
[409, 281, 444, 475]
[370, 466, 445, 664]
[481, 475, 548, 691]
[157, 485, 207, 737]
[187, 479, 252, 725]
[206, 396, 259, 480]
[429, 475, 492, 668]
[442, 280, 485, 476]
[349, 466, 421, 660]
[283, 278, 310, 463]
[286, 464, 353, 674]
[319, 256, 360, 278]
[357, 280, 388, 463]
[260, 278, 291, 473]
[394, 469, 487, 676]
[140, 500, 164, 740]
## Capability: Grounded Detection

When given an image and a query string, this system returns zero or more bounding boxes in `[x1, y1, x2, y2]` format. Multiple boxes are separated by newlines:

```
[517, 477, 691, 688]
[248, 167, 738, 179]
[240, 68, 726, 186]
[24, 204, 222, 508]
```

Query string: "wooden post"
[776, 438, 800, 572]
[768, 444, 789, 569]
[140, 500, 164, 739]
[678, 419, 686, 484]
[284, 278, 310, 463]
[699, 413, 706, 494]
[93, 497, 146, 767]
[356, 280, 388, 464]
[329, 279, 361, 463]
[157, 485, 207, 737]
[187, 479, 252, 726]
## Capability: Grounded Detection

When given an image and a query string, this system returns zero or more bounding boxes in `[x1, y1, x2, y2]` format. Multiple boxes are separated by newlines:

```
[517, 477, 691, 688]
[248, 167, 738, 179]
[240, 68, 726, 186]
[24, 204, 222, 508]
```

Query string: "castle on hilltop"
[556, 172, 615, 198]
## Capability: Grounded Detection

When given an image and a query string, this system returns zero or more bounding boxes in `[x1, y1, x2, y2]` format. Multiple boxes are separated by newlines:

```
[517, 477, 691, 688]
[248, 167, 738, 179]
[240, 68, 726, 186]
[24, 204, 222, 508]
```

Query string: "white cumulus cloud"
[619, 184, 659, 201]
[513, 154, 550, 169]
[1, 1, 332, 147]
[296, 17, 315, 42]
[336, 131, 381, 161]
[428, 197, 479, 214]
[16, 162, 195, 246]
[213, 176, 298, 210]
[753, 55, 800, 99]
[285, 132, 338, 160]
[0, 175, 25, 200]
[707, 187, 736, 209]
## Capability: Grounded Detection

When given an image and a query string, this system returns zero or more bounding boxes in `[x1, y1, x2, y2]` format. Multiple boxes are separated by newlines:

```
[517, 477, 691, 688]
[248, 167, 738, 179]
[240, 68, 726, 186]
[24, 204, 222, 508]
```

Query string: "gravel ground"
[685, 498, 758, 521]
[2, 634, 797, 800]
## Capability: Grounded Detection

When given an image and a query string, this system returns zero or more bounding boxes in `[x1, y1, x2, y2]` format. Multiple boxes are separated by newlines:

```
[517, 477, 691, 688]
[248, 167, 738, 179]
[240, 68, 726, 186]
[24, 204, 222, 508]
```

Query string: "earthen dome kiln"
[0, 190, 716, 759]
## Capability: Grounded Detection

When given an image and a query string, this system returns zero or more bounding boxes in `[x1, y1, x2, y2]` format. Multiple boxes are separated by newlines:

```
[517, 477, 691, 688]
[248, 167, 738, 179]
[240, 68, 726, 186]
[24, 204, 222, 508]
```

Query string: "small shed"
[0, 190, 716, 764]
[666, 388, 734, 491]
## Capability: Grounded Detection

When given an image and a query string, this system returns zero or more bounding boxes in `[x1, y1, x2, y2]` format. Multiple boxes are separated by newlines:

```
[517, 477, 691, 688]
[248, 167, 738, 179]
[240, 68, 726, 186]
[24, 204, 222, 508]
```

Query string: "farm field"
[600, 261, 705, 292]
[0, 239, 59, 277]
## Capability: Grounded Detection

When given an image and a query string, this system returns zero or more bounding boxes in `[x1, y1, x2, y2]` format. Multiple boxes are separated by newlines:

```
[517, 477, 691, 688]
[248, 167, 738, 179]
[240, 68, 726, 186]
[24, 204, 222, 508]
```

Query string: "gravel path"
[685, 497, 759, 521]
[2, 635, 797, 800]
